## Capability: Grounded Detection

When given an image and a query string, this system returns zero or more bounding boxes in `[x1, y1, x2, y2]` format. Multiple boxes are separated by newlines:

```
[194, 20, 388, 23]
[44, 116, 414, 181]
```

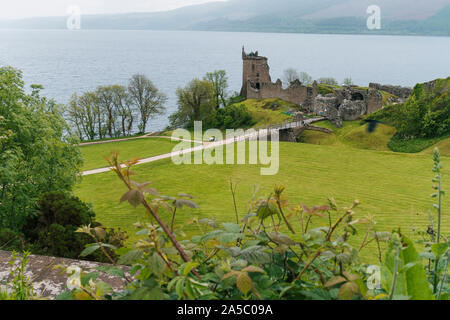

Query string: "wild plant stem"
[433, 171, 442, 293]
[437, 251, 449, 300]
[230, 180, 239, 224]
[389, 246, 400, 300]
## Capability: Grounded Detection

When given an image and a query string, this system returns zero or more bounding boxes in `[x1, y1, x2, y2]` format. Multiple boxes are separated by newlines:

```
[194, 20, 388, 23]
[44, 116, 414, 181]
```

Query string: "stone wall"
[0, 250, 128, 299]
[369, 83, 413, 99]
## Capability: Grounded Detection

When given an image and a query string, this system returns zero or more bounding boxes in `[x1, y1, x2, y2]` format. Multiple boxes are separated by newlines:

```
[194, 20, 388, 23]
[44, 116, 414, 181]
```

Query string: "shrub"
[22, 192, 126, 262]
[206, 104, 256, 129]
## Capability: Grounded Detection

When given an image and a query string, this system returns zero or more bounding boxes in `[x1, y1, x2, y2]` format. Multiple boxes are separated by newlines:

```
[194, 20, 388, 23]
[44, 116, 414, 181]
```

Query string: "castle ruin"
[240, 47, 385, 127]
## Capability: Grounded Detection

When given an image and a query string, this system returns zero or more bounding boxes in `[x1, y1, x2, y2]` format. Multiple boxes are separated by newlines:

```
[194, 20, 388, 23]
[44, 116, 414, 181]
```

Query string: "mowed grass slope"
[78, 137, 181, 171]
[299, 120, 396, 151]
[75, 141, 450, 262]
[235, 98, 297, 127]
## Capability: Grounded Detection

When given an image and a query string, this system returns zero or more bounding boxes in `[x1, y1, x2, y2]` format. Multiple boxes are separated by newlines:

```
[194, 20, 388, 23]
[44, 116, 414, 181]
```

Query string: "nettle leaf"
[222, 223, 242, 234]
[240, 246, 271, 264]
[219, 232, 241, 245]
[269, 232, 296, 246]
[201, 230, 225, 242]
[236, 273, 253, 295]
[218, 246, 241, 257]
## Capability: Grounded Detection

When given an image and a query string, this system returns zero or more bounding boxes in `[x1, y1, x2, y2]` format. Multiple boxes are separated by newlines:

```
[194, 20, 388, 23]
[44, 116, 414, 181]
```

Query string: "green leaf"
[200, 230, 225, 242]
[128, 287, 164, 300]
[338, 282, 358, 300]
[222, 223, 241, 234]
[236, 273, 253, 295]
[148, 253, 166, 276]
[118, 249, 143, 265]
[96, 281, 113, 295]
[325, 276, 347, 288]
[432, 243, 449, 259]
[81, 272, 100, 287]
[55, 290, 73, 300]
[219, 232, 240, 244]
[96, 266, 125, 278]
[80, 244, 100, 257]
[381, 235, 435, 300]
[183, 262, 199, 276]
[176, 278, 186, 299]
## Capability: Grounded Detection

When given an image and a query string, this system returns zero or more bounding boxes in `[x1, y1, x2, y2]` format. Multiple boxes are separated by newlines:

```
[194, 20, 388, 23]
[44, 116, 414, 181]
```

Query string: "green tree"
[111, 85, 135, 137]
[0, 67, 82, 230]
[169, 79, 215, 129]
[96, 86, 118, 138]
[68, 92, 100, 140]
[128, 74, 167, 134]
[204, 70, 229, 109]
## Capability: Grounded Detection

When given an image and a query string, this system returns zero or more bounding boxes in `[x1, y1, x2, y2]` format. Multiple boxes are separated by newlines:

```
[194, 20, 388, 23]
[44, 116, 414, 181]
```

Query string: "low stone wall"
[0, 250, 128, 299]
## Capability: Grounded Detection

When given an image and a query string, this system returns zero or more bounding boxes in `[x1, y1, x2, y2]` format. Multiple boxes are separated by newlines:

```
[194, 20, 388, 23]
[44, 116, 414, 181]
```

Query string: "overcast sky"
[0, 0, 225, 20]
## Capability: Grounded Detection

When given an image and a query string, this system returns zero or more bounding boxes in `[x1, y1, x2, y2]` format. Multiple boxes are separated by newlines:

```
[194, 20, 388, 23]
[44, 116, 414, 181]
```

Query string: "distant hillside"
[0, 0, 449, 36]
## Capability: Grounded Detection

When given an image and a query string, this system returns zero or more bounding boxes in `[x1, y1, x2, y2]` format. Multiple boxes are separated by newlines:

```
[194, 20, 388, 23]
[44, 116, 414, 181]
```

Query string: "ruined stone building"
[240, 47, 318, 108]
[240, 47, 385, 127]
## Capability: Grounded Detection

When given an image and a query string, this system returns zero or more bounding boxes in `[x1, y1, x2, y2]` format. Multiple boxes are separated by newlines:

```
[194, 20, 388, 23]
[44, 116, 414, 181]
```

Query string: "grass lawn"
[298, 120, 397, 151]
[75, 139, 450, 263]
[234, 98, 297, 127]
[78, 137, 183, 171]
[423, 138, 450, 156]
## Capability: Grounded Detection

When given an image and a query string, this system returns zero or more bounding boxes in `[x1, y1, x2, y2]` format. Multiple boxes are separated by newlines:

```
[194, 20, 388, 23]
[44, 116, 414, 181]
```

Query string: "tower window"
[252, 64, 255, 72]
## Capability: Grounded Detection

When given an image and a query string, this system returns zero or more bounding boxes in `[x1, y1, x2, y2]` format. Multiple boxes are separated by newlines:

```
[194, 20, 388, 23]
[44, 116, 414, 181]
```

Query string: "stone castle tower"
[240, 47, 272, 97]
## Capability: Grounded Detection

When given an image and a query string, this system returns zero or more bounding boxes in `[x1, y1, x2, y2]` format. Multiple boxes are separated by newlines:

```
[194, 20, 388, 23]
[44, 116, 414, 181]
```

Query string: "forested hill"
[0, 0, 449, 36]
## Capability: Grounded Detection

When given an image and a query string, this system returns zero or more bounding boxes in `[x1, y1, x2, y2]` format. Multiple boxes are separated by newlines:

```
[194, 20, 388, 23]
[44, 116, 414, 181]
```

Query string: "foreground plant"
[57, 151, 447, 301]
[0, 252, 36, 300]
